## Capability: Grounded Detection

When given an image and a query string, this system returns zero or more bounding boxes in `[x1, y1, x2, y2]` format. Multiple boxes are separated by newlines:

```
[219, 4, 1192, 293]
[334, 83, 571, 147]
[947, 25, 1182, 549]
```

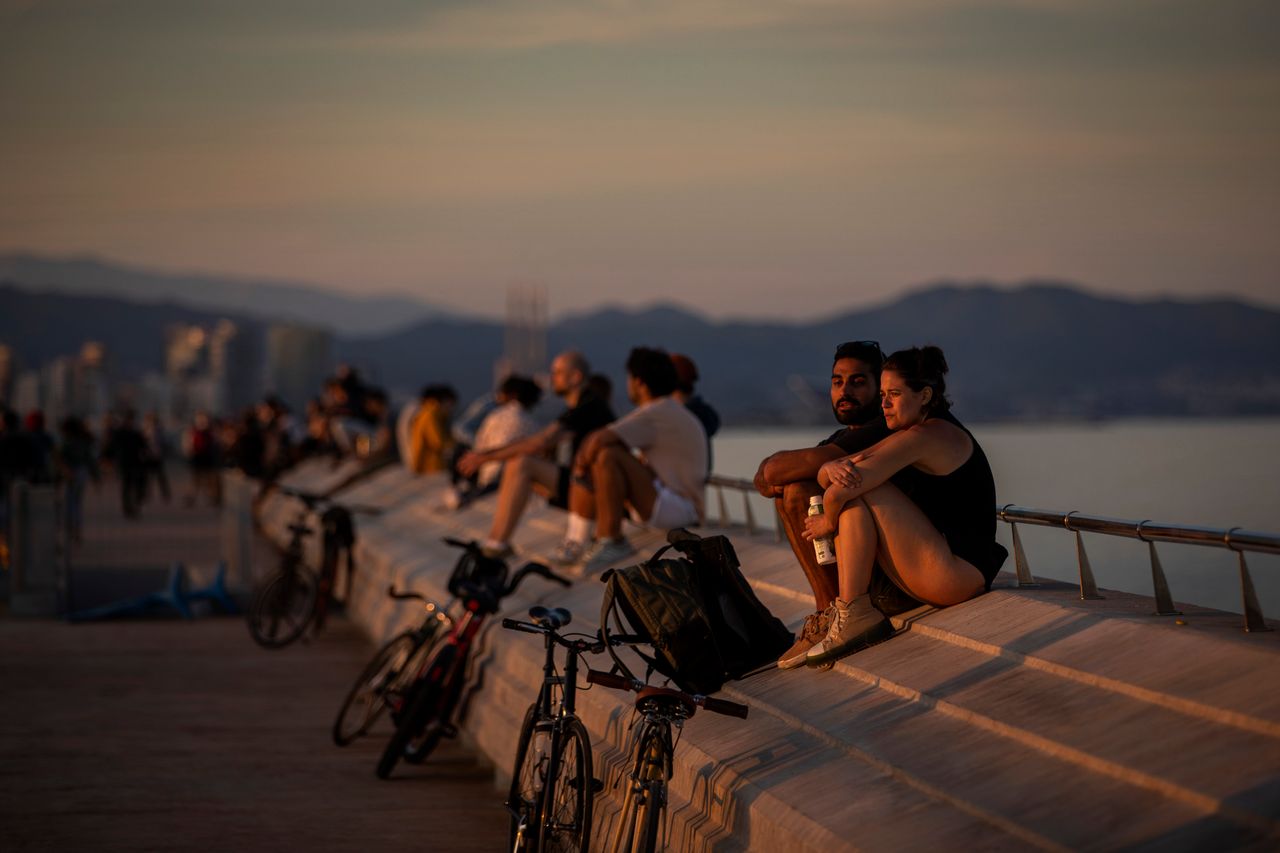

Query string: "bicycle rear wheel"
[247, 567, 317, 648]
[541, 717, 594, 853]
[375, 642, 457, 779]
[333, 630, 421, 746]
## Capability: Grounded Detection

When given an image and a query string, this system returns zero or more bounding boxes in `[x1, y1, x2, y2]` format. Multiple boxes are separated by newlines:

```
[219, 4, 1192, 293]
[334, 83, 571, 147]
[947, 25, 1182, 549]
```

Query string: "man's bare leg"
[774, 481, 844, 669]
[778, 481, 838, 610]
[488, 455, 558, 544]
[591, 446, 657, 540]
[568, 476, 595, 520]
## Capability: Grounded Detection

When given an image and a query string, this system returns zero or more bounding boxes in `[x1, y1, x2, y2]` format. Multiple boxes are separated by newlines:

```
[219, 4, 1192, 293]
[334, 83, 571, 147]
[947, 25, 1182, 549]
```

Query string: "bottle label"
[808, 500, 837, 565]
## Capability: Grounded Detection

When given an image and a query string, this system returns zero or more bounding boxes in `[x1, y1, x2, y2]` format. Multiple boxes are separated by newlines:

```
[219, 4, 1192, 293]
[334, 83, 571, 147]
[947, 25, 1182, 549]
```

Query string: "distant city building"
[266, 324, 333, 413]
[12, 370, 40, 415]
[3, 343, 112, 424]
[42, 356, 76, 425]
[135, 372, 175, 423]
[208, 319, 264, 415]
[163, 320, 264, 422]
[75, 341, 111, 422]
[0, 344, 16, 405]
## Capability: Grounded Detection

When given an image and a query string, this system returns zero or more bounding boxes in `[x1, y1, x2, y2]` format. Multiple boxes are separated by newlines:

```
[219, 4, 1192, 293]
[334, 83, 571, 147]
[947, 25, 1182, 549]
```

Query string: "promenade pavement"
[0, 467, 509, 853]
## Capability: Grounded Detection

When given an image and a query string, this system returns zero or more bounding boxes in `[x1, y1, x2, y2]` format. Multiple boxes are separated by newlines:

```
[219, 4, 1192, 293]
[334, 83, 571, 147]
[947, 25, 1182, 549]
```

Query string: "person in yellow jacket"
[407, 385, 458, 474]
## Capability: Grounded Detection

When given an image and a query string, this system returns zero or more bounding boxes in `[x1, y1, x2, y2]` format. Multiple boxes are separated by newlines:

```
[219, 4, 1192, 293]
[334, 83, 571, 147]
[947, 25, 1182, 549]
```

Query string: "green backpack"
[599, 530, 793, 695]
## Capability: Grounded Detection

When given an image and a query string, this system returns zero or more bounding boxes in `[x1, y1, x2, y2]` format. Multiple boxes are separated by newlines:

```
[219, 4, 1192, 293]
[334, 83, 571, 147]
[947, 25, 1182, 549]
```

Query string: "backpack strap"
[598, 568, 664, 686]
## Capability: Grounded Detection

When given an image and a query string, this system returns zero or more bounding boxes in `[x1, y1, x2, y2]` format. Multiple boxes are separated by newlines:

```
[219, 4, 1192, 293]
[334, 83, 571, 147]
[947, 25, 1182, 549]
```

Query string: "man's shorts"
[628, 479, 699, 531]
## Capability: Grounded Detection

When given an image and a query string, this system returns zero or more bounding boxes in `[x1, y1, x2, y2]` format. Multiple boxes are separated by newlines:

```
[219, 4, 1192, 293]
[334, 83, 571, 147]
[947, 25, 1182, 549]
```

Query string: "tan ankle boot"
[805, 594, 891, 666]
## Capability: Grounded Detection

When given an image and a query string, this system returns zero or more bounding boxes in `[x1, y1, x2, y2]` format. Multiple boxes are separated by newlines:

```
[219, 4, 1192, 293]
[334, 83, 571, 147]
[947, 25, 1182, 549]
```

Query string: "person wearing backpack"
[570, 347, 707, 572]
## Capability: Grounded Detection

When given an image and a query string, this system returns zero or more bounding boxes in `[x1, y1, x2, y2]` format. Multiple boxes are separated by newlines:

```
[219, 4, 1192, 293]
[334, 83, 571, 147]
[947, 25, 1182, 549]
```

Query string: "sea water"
[711, 417, 1280, 617]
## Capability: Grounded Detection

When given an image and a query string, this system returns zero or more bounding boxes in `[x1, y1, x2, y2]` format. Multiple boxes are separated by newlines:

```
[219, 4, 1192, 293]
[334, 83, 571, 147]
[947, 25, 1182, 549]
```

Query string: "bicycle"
[246, 485, 377, 649]
[332, 585, 454, 747]
[502, 605, 606, 852]
[586, 670, 748, 853]
[375, 539, 572, 780]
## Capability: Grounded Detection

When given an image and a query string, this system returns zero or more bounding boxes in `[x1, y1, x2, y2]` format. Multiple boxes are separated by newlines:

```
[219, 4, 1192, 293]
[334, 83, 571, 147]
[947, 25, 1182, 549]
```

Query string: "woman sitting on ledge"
[801, 345, 1006, 666]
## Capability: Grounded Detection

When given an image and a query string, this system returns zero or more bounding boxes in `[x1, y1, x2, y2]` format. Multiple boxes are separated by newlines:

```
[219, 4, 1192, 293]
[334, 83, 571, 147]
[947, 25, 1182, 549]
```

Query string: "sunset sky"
[2, 1, 1277, 319]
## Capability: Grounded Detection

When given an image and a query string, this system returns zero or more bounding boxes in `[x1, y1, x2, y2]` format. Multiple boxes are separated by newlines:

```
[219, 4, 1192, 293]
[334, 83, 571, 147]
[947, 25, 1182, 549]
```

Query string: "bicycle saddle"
[636, 686, 696, 718]
[529, 605, 571, 630]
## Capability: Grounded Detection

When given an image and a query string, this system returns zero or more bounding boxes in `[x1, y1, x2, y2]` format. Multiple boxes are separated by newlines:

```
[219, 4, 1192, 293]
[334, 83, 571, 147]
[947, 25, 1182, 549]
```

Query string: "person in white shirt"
[444, 376, 542, 508]
[570, 347, 707, 571]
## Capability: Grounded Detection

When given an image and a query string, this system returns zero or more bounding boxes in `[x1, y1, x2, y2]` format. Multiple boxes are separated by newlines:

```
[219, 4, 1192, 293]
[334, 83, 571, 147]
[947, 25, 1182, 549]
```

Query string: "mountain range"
[0, 253, 447, 336]
[4, 256, 1280, 424]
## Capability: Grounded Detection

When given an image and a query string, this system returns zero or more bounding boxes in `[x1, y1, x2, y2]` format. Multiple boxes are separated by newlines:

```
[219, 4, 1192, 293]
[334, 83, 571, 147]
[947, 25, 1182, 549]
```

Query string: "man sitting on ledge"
[569, 347, 707, 572]
[753, 340, 895, 669]
[459, 350, 614, 560]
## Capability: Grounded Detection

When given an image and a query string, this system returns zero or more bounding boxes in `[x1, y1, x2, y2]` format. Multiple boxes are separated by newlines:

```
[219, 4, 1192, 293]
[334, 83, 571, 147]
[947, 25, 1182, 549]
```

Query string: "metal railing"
[999, 505, 1277, 633]
[706, 474, 778, 540]
[704, 475, 1277, 634]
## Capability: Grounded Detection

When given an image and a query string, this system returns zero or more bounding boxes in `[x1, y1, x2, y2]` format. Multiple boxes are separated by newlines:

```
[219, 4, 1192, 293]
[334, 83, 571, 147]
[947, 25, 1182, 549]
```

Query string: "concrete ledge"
[258, 458, 1280, 850]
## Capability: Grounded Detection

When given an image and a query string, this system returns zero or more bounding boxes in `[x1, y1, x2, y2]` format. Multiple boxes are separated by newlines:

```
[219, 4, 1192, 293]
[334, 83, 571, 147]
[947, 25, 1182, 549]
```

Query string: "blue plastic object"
[67, 561, 239, 622]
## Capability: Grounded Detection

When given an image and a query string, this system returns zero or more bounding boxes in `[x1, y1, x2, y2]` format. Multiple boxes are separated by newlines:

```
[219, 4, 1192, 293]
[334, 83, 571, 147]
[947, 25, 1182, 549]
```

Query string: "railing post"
[742, 492, 756, 536]
[773, 501, 784, 544]
[1227, 528, 1272, 633]
[1136, 522, 1180, 616]
[1147, 542, 1181, 616]
[1065, 512, 1104, 600]
[1009, 520, 1038, 588]
[717, 484, 730, 529]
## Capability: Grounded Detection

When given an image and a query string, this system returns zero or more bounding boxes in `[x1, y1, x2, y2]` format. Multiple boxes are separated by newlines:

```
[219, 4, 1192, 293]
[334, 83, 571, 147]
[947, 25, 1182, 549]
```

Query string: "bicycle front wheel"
[375, 642, 457, 779]
[614, 723, 668, 853]
[247, 567, 317, 649]
[333, 630, 420, 746]
[541, 717, 594, 853]
[507, 704, 542, 851]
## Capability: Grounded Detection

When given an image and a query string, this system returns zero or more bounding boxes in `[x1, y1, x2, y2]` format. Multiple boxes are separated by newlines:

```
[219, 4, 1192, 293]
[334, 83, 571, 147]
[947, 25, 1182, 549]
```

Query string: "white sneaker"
[805, 594, 891, 666]
[581, 538, 637, 571]
[551, 539, 590, 567]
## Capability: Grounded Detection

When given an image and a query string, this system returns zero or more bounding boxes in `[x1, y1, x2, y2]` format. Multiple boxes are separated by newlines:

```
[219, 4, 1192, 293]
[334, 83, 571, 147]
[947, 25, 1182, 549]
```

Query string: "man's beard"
[833, 398, 878, 426]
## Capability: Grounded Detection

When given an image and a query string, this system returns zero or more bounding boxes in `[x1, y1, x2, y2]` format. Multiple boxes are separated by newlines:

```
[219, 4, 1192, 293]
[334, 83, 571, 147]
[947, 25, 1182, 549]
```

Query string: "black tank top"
[890, 410, 1007, 587]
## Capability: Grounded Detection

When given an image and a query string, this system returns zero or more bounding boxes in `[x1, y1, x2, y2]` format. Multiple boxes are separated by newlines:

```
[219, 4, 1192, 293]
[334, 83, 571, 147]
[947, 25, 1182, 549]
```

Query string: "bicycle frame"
[504, 609, 600, 850]
[376, 549, 572, 780]
[585, 671, 747, 853]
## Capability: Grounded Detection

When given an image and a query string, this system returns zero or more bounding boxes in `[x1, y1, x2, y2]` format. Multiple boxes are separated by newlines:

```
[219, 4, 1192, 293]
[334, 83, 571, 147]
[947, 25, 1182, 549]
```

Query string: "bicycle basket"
[446, 543, 509, 599]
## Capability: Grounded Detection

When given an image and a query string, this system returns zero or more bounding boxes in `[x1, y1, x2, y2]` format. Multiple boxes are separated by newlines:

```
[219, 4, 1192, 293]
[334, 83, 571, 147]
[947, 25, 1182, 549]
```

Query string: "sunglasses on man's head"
[834, 340, 884, 364]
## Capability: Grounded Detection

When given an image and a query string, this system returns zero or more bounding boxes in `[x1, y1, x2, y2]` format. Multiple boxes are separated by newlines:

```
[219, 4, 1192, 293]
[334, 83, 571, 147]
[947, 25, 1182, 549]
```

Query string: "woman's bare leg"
[858, 483, 986, 607]
[807, 482, 985, 666]
[834, 499, 878, 601]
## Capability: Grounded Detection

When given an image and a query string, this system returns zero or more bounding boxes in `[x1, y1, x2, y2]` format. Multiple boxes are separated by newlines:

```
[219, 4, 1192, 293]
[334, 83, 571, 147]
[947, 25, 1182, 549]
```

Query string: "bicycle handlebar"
[701, 695, 750, 719]
[387, 586, 429, 603]
[504, 561, 573, 595]
[277, 485, 382, 516]
[585, 669, 749, 719]
[501, 616, 609, 654]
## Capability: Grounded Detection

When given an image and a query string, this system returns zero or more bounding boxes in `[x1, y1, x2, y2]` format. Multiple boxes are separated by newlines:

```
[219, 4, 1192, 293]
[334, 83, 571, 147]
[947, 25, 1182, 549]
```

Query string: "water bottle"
[808, 496, 838, 565]
[532, 725, 550, 791]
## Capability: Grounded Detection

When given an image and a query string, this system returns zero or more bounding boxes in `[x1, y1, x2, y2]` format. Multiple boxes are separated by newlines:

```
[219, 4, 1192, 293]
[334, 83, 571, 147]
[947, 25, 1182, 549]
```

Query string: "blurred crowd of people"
[0, 353, 719, 566]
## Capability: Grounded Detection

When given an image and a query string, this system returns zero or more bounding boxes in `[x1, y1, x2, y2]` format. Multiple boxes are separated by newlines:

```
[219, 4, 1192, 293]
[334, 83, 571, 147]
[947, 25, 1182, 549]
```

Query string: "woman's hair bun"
[920, 345, 949, 377]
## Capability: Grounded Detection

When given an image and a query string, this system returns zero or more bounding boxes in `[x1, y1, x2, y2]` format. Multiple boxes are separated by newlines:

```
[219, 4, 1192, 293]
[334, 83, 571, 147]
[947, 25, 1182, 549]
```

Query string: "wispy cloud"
[280, 0, 1067, 53]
